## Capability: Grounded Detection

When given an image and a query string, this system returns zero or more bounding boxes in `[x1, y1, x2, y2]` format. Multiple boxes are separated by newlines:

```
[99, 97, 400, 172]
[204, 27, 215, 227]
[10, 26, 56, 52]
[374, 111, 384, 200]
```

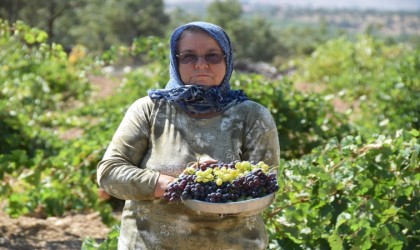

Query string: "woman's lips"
[193, 74, 212, 78]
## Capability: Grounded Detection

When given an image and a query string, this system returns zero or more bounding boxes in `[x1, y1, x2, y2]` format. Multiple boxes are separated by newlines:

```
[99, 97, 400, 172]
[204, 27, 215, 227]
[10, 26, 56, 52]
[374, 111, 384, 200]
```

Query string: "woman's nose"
[194, 56, 209, 69]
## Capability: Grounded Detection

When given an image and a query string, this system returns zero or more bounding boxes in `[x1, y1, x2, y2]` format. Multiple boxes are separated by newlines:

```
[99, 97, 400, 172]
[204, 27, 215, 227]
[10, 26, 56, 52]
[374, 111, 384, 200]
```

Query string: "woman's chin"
[189, 82, 220, 87]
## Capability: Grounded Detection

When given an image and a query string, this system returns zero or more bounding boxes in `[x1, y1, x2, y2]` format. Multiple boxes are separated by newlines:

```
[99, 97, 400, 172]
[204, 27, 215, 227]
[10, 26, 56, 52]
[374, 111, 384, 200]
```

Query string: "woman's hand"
[186, 158, 219, 171]
[154, 174, 175, 198]
[154, 158, 218, 198]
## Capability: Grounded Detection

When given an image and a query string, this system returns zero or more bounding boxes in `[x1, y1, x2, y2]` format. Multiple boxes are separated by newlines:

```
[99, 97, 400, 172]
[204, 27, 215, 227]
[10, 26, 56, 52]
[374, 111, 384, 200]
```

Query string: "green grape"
[165, 160, 279, 203]
[240, 161, 252, 171]
[184, 167, 196, 175]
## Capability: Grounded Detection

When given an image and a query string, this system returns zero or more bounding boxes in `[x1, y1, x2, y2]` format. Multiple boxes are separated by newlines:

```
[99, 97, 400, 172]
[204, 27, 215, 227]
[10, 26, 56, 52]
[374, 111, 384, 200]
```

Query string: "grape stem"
[186, 157, 201, 169]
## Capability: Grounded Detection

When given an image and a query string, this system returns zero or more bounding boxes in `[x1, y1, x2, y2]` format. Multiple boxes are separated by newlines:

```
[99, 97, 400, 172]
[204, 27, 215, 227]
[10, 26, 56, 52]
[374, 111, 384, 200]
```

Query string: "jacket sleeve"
[242, 104, 281, 170]
[96, 97, 160, 201]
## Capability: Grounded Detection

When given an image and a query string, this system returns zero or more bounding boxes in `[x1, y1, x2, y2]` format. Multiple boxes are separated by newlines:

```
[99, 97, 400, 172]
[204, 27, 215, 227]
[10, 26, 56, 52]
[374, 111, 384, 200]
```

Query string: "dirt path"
[0, 210, 111, 250]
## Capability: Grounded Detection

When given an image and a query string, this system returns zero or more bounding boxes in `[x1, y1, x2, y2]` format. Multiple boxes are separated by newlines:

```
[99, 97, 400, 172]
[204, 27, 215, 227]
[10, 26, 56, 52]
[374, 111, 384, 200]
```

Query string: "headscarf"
[147, 21, 248, 115]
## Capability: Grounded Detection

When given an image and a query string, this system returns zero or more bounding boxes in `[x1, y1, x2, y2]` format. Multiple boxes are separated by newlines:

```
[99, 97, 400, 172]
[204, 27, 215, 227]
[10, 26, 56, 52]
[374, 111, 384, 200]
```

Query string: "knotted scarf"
[147, 21, 248, 114]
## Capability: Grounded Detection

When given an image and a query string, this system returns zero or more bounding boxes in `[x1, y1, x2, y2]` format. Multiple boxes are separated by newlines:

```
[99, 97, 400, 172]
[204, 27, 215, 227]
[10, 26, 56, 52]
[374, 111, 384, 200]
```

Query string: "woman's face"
[177, 31, 226, 87]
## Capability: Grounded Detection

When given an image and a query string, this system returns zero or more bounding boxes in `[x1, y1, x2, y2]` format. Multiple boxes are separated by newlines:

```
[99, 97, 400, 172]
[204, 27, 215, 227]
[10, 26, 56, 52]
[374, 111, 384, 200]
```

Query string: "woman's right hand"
[154, 174, 175, 198]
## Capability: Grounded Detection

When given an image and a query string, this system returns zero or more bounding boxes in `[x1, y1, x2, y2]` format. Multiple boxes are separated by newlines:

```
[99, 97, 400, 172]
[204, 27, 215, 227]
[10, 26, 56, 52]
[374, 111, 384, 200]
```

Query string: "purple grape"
[164, 160, 279, 203]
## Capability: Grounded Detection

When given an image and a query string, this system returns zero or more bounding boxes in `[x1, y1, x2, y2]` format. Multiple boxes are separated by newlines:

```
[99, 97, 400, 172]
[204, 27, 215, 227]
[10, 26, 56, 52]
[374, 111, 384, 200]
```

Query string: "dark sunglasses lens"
[178, 53, 224, 64]
[205, 53, 224, 64]
[179, 54, 197, 64]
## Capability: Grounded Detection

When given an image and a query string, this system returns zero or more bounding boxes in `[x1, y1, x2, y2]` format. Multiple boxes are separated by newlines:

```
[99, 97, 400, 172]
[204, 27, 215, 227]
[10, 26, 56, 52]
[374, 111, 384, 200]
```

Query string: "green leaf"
[327, 234, 343, 250]
[36, 30, 48, 43]
[24, 33, 35, 44]
[408, 129, 419, 137]
[335, 212, 351, 229]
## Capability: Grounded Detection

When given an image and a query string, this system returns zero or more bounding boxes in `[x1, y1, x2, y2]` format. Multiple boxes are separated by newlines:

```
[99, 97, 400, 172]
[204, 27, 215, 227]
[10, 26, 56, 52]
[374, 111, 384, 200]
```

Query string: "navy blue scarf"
[148, 21, 248, 114]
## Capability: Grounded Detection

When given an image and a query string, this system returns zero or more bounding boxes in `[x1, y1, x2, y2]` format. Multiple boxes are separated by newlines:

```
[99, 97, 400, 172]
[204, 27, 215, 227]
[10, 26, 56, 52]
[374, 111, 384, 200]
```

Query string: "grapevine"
[164, 160, 279, 203]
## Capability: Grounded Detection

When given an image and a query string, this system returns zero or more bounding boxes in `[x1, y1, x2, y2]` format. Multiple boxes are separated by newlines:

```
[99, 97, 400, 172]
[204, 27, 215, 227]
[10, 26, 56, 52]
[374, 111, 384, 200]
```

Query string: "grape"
[164, 160, 279, 203]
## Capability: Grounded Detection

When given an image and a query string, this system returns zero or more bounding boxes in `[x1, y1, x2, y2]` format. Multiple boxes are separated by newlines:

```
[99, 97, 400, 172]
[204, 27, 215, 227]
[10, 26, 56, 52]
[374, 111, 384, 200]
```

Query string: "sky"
[165, 0, 420, 11]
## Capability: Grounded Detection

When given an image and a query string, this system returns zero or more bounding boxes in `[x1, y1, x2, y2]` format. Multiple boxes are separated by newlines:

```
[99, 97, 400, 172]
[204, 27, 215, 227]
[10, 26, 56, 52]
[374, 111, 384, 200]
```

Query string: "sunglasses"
[176, 52, 225, 64]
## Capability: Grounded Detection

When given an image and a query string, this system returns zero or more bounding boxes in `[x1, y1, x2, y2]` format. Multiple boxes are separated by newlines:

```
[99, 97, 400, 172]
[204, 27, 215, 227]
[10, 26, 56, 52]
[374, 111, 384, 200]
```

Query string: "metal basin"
[182, 193, 275, 216]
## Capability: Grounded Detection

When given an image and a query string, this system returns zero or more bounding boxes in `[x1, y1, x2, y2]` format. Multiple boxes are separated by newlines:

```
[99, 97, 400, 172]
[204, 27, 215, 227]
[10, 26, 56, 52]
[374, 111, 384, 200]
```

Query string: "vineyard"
[0, 19, 419, 250]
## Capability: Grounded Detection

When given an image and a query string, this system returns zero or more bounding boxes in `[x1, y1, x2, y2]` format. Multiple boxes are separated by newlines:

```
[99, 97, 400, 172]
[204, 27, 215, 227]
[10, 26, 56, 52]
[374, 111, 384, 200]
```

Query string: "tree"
[0, 0, 169, 53]
[108, 0, 169, 43]
[206, 0, 280, 62]
[166, 6, 201, 34]
[71, 0, 170, 53]
[0, 0, 25, 24]
[0, 0, 84, 45]
[206, 0, 242, 29]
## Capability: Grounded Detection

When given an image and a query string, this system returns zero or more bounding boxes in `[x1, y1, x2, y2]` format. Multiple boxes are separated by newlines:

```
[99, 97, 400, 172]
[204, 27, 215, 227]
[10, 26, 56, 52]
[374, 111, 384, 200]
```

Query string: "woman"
[97, 21, 280, 249]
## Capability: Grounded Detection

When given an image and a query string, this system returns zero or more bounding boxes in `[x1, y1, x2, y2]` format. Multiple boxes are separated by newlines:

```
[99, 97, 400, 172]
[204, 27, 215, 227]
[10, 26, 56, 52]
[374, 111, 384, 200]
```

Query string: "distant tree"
[0, 0, 24, 23]
[69, 0, 113, 52]
[72, 0, 170, 53]
[0, 0, 84, 45]
[231, 17, 281, 61]
[110, 0, 169, 43]
[166, 6, 201, 34]
[206, 0, 280, 62]
[206, 0, 242, 29]
[0, 0, 169, 53]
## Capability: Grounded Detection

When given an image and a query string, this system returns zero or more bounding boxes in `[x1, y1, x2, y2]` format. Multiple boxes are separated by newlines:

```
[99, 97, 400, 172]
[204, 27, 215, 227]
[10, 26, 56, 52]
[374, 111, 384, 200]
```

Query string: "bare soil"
[0, 210, 111, 250]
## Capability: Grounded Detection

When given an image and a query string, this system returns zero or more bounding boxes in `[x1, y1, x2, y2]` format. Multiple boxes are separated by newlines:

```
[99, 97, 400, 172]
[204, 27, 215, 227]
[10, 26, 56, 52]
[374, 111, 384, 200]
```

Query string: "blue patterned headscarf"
[148, 21, 248, 114]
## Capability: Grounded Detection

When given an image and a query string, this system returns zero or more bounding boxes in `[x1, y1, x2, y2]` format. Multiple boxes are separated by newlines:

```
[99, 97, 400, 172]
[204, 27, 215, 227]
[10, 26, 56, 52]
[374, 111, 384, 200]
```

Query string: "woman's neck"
[188, 111, 221, 119]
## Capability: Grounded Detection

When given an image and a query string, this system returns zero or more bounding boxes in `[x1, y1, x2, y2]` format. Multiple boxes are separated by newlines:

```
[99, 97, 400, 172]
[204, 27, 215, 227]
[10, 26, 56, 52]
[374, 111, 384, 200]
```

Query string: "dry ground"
[0, 210, 111, 250]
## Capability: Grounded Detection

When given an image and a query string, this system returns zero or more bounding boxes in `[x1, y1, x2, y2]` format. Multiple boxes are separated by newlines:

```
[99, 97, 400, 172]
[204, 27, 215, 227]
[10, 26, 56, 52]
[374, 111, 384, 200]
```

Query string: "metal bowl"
[182, 193, 275, 216]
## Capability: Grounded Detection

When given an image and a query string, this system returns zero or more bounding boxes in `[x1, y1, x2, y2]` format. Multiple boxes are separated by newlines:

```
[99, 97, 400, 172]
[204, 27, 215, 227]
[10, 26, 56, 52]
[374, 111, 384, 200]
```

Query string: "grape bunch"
[164, 160, 279, 203]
